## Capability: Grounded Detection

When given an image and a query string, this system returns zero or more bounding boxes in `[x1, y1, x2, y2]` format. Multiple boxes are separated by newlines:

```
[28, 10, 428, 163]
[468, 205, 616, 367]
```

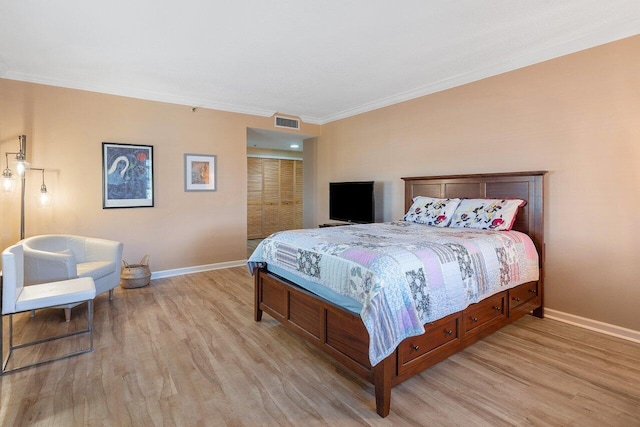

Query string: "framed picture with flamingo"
[102, 142, 154, 208]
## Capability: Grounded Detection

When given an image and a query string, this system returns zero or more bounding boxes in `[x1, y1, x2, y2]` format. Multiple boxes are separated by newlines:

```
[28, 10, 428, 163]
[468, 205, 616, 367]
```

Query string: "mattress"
[248, 221, 539, 365]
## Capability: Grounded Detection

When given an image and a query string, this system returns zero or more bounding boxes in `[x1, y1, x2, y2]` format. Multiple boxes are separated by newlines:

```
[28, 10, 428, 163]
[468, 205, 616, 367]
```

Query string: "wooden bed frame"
[254, 171, 546, 417]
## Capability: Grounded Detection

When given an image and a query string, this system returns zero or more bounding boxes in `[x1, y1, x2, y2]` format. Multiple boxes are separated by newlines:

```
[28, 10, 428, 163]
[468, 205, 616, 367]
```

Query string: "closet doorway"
[246, 128, 313, 257]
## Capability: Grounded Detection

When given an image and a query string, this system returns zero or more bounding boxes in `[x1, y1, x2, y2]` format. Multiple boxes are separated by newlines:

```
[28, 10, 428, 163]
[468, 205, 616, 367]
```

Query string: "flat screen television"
[329, 181, 375, 224]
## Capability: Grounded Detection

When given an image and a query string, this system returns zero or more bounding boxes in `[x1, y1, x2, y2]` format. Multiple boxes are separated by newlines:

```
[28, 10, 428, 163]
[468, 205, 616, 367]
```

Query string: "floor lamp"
[2, 135, 52, 240]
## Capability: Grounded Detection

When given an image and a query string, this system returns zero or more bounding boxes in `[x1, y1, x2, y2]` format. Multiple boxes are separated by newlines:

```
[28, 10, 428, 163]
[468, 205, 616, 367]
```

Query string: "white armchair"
[20, 235, 123, 321]
[2, 243, 96, 374]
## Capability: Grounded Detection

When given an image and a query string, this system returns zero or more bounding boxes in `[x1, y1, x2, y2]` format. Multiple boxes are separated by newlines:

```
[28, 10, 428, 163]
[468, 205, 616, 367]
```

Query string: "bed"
[249, 171, 545, 417]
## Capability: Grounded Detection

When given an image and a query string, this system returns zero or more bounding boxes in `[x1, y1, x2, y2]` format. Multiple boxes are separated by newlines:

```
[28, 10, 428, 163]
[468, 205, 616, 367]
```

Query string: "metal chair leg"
[1, 300, 95, 375]
[88, 300, 94, 350]
[9, 314, 13, 350]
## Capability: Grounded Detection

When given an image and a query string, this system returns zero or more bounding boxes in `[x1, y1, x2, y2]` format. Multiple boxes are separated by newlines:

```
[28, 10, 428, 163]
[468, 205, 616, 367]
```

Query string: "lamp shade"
[37, 180, 52, 207]
[2, 174, 16, 193]
[38, 190, 52, 207]
[14, 159, 30, 177]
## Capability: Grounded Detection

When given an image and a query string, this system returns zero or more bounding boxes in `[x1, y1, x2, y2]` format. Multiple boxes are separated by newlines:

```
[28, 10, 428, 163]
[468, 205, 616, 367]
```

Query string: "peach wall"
[0, 80, 320, 271]
[1, 35, 638, 334]
[316, 35, 640, 331]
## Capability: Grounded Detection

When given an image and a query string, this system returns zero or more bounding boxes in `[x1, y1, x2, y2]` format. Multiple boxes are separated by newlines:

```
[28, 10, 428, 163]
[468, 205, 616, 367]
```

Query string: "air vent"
[274, 116, 300, 130]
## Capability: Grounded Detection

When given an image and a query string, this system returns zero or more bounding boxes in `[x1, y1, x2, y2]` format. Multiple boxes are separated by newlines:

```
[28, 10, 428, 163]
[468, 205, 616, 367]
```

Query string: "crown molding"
[4, 70, 328, 125]
[3, 20, 639, 126]
[3, 71, 279, 118]
[317, 23, 640, 124]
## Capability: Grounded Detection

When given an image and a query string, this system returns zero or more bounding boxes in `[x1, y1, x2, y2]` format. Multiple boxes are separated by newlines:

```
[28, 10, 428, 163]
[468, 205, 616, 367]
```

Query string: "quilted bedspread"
[248, 221, 539, 366]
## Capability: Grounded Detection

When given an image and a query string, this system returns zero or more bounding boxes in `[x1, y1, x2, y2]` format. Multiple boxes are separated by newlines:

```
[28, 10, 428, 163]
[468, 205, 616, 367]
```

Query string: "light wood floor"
[1, 267, 639, 426]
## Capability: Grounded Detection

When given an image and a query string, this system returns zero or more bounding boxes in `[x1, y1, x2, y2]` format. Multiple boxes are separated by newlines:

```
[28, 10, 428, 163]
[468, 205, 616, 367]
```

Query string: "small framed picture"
[184, 153, 216, 192]
[102, 142, 154, 208]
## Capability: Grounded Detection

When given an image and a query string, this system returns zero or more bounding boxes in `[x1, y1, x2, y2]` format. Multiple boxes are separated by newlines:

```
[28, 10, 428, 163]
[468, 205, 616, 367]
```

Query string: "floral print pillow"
[403, 197, 461, 227]
[449, 198, 526, 230]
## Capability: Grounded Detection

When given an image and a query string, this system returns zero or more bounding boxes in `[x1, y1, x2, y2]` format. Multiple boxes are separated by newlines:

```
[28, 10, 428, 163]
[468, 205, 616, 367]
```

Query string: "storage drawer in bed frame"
[255, 269, 541, 385]
[398, 312, 461, 371]
[463, 292, 507, 335]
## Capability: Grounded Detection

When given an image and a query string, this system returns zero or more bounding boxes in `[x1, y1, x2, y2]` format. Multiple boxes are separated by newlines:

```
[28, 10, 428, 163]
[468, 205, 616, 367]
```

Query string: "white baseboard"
[150, 259, 247, 280]
[545, 308, 640, 344]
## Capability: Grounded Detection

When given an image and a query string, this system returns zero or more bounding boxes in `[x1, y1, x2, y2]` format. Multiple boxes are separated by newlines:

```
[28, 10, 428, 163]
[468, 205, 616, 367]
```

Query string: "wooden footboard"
[254, 268, 542, 417]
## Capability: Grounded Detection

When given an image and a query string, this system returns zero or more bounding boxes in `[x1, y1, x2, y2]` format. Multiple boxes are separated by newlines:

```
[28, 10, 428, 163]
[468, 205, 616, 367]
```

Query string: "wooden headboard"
[401, 171, 546, 260]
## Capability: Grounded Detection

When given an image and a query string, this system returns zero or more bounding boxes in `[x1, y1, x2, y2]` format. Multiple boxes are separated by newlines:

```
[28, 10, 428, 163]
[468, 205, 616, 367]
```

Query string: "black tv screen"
[329, 181, 375, 224]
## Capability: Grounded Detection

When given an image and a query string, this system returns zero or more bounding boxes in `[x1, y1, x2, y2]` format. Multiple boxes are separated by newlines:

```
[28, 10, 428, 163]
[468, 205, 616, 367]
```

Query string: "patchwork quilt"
[248, 221, 539, 366]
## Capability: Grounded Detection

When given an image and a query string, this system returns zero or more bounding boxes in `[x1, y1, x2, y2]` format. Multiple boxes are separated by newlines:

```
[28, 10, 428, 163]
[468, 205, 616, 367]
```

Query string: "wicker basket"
[120, 255, 151, 289]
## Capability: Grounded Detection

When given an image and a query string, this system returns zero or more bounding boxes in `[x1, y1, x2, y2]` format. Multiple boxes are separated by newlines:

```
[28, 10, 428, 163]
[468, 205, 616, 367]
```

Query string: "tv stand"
[319, 222, 352, 228]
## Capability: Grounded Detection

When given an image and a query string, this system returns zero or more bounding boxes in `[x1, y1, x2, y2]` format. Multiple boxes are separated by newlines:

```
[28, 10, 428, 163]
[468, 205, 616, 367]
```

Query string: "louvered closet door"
[294, 160, 303, 229]
[279, 160, 295, 231]
[247, 157, 304, 239]
[247, 158, 263, 239]
[262, 159, 281, 236]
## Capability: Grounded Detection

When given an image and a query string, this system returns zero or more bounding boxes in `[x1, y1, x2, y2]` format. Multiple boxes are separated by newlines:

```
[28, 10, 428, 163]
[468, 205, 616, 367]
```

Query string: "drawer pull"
[471, 317, 479, 323]
[445, 329, 453, 335]
[493, 306, 502, 312]
[412, 345, 420, 351]
[528, 289, 537, 294]
[513, 297, 521, 302]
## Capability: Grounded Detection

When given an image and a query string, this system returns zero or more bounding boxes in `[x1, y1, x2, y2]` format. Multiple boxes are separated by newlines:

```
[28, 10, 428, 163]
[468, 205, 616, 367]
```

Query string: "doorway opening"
[246, 128, 315, 258]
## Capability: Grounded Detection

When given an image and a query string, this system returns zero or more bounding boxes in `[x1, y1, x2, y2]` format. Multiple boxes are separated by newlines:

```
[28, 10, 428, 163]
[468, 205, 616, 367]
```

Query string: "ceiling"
[247, 128, 308, 152]
[1, 1, 639, 125]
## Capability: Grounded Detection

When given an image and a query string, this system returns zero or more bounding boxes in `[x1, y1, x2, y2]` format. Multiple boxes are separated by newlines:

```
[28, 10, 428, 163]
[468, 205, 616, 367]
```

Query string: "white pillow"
[449, 198, 525, 230]
[403, 196, 461, 227]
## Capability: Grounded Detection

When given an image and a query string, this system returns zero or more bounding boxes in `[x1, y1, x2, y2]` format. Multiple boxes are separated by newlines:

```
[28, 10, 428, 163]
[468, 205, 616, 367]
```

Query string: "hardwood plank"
[1, 267, 638, 425]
